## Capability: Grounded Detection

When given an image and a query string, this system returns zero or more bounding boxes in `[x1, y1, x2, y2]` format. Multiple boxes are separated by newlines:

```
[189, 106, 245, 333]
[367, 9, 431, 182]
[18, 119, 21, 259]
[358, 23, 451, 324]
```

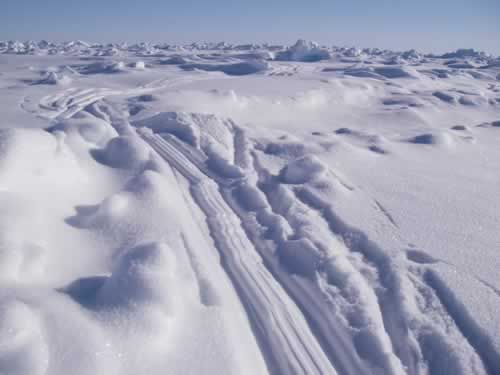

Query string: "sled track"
[141, 128, 495, 375]
[143, 132, 338, 375]
[32, 74, 225, 120]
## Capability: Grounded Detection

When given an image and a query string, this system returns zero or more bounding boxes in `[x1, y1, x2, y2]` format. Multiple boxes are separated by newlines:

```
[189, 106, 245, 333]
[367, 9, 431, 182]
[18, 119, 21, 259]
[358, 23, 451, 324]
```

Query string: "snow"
[0, 38, 499, 375]
[275, 39, 331, 62]
[279, 155, 328, 184]
[180, 60, 269, 75]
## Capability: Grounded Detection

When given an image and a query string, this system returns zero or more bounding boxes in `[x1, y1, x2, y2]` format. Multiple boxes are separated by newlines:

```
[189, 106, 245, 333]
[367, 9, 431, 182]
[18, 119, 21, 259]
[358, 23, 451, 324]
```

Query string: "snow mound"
[278, 238, 321, 277]
[458, 95, 487, 106]
[233, 51, 274, 60]
[98, 242, 178, 309]
[343, 68, 386, 80]
[96, 136, 150, 169]
[467, 70, 492, 80]
[447, 62, 475, 69]
[77, 61, 126, 75]
[344, 65, 419, 79]
[275, 40, 331, 62]
[205, 145, 244, 178]
[128, 61, 146, 70]
[132, 94, 156, 102]
[134, 112, 239, 171]
[373, 66, 419, 78]
[407, 132, 453, 147]
[261, 138, 323, 158]
[50, 115, 118, 147]
[433, 91, 457, 103]
[159, 55, 190, 65]
[450, 125, 469, 131]
[342, 47, 363, 59]
[279, 155, 328, 184]
[234, 182, 269, 212]
[180, 60, 269, 76]
[334, 128, 393, 154]
[438, 49, 488, 59]
[67, 170, 183, 249]
[401, 49, 423, 61]
[34, 72, 72, 85]
[382, 96, 423, 107]
[134, 112, 201, 147]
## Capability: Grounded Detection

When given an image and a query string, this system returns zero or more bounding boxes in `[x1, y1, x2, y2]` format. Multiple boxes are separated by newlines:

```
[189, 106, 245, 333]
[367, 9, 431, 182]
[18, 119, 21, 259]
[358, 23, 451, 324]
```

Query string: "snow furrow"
[232, 175, 405, 373]
[194, 183, 334, 375]
[424, 270, 500, 375]
[142, 132, 338, 375]
[155, 128, 403, 374]
[145, 134, 205, 183]
[223, 188, 376, 375]
[293, 186, 490, 375]
[34, 73, 224, 121]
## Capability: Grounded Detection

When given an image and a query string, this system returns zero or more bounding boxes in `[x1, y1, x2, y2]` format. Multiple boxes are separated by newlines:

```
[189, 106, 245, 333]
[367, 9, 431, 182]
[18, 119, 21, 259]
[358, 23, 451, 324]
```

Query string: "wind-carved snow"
[0, 38, 499, 375]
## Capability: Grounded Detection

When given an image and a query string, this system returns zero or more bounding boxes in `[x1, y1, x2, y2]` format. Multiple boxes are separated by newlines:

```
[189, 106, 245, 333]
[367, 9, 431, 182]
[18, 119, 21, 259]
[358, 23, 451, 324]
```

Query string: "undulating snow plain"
[0, 39, 499, 375]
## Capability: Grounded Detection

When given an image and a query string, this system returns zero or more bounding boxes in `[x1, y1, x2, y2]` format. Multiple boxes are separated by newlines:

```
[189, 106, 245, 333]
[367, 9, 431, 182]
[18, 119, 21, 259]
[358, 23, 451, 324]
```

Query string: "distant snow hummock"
[275, 39, 331, 62]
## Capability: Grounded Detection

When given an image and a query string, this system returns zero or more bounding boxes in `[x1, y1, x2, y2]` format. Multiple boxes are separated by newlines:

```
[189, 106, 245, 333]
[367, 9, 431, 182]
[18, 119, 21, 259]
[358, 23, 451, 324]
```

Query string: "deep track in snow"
[143, 131, 337, 374]
[140, 126, 494, 375]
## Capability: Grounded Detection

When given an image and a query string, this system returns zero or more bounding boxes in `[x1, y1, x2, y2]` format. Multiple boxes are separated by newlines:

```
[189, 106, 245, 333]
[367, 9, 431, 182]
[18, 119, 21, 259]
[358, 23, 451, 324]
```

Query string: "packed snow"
[0, 39, 499, 375]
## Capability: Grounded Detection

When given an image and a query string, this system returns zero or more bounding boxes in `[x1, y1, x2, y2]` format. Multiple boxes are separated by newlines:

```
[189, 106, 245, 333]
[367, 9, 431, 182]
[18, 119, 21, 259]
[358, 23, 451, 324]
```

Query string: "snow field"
[0, 39, 498, 374]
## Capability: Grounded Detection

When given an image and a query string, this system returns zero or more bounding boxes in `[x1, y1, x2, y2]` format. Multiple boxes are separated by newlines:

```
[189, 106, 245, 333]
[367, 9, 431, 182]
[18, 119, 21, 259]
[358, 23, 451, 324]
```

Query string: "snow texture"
[0, 38, 498, 375]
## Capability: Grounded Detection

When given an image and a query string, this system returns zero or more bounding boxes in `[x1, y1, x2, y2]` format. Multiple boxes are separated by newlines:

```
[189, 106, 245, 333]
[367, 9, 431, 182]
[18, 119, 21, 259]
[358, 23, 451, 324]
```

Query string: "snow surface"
[0, 39, 499, 375]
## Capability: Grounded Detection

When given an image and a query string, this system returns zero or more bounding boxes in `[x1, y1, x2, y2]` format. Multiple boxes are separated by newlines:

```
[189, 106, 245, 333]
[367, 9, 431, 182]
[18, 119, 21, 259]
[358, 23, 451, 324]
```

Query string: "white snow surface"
[0, 39, 499, 375]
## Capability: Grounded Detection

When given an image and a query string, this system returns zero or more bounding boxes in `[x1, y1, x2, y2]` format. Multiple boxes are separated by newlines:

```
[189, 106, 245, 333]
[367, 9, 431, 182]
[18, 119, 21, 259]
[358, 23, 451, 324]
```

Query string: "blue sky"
[2, 0, 499, 54]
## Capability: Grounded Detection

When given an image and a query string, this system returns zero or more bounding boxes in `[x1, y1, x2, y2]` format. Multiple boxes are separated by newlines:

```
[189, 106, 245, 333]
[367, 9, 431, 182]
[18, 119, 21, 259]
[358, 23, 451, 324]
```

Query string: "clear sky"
[2, 0, 499, 54]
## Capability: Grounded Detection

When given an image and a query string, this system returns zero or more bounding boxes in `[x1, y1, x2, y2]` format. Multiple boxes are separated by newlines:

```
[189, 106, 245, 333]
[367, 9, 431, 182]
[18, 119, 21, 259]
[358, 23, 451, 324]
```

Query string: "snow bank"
[275, 40, 331, 62]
